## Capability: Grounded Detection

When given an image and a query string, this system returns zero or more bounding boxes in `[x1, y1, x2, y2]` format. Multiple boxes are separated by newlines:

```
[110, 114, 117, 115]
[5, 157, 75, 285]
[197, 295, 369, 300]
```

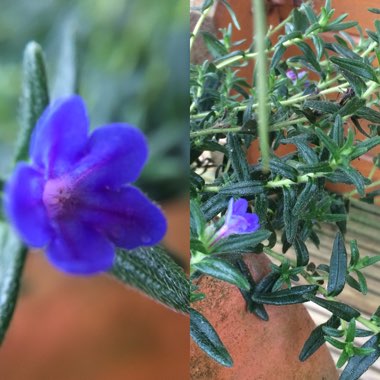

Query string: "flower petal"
[73, 124, 148, 189]
[232, 198, 248, 216]
[29, 95, 89, 177]
[4, 163, 53, 247]
[243, 213, 260, 233]
[46, 220, 114, 275]
[78, 186, 167, 249]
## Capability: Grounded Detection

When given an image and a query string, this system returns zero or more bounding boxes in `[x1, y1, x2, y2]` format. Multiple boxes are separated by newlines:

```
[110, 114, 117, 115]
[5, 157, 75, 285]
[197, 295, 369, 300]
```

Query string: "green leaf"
[303, 100, 340, 114]
[227, 134, 250, 182]
[283, 187, 299, 243]
[324, 336, 346, 349]
[325, 21, 358, 32]
[315, 127, 340, 160]
[269, 158, 298, 181]
[111, 246, 189, 314]
[270, 44, 286, 70]
[190, 238, 209, 255]
[294, 141, 319, 164]
[252, 285, 318, 305]
[336, 350, 349, 368]
[293, 237, 309, 267]
[15, 41, 50, 163]
[339, 68, 367, 96]
[213, 229, 271, 254]
[330, 56, 379, 83]
[351, 136, 380, 160]
[309, 297, 360, 321]
[338, 97, 366, 118]
[292, 181, 318, 217]
[299, 316, 340, 361]
[338, 166, 366, 196]
[311, 35, 324, 61]
[330, 115, 344, 147]
[301, 3, 318, 24]
[368, 8, 380, 14]
[322, 326, 344, 338]
[327, 231, 347, 296]
[340, 335, 380, 380]
[190, 308, 233, 367]
[190, 199, 206, 237]
[202, 32, 229, 58]
[346, 318, 356, 343]
[219, 180, 264, 198]
[220, 0, 240, 30]
[354, 270, 368, 295]
[0, 222, 27, 344]
[193, 257, 250, 290]
[355, 255, 380, 270]
[355, 106, 380, 123]
[295, 41, 321, 73]
[201, 0, 214, 12]
[202, 194, 230, 222]
[349, 240, 360, 266]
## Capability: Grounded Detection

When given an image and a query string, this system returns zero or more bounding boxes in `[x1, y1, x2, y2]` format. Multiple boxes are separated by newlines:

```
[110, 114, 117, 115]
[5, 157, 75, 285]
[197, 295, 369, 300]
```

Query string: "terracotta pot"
[190, 254, 338, 380]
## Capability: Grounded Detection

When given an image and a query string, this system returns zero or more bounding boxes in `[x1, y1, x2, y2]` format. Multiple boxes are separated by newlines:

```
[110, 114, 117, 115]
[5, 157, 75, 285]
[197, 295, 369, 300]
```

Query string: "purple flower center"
[42, 177, 76, 218]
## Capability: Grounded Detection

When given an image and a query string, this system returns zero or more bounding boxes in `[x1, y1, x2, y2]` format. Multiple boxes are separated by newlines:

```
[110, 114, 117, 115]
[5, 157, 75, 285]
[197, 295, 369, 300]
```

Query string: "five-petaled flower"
[4, 95, 167, 275]
[210, 198, 260, 245]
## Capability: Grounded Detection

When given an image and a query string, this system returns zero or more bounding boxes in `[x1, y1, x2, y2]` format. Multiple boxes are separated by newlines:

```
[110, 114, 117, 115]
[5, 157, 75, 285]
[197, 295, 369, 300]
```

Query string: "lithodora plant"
[190, 0, 380, 378]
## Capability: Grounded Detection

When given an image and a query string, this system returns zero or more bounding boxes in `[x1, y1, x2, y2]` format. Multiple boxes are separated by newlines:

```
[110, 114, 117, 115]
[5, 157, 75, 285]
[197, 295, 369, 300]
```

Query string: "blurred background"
[0, 0, 189, 379]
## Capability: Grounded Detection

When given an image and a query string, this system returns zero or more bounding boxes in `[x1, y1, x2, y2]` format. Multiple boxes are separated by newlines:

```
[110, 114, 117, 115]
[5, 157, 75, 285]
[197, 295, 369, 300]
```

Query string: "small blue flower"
[286, 69, 307, 84]
[4, 95, 167, 275]
[211, 198, 260, 245]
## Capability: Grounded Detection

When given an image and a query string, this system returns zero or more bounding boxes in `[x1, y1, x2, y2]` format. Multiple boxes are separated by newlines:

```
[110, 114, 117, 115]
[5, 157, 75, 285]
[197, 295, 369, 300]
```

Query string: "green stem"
[190, 5, 212, 51]
[263, 248, 380, 334]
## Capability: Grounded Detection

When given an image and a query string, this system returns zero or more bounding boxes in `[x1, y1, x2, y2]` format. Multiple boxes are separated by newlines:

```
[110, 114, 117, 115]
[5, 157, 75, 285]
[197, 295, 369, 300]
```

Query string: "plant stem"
[190, 4, 212, 51]
[263, 248, 380, 334]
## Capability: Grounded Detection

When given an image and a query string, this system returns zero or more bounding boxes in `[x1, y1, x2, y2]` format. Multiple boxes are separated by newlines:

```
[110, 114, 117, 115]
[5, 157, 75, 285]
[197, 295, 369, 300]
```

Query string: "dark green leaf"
[311, 35, 324, 61]
[340, 335, 380, 380]
[193, 257, 250, 290]
[354, 270, 368, 295]
[324, 336, 346, 349]
[283, 187, 299, 243]
[309, 297, 360, 321]
[202, 194, 229, 222]
[220, 0, 240, 30]
[355, 106, 380, 123]
[299, 316, 340, 361]
[213, 229, 271, 254]
[304, 100, 339, 114]
[270, 44, 286, 70]
[338, 166, 366, 196]
[298, 162, 332, 174]
[368, 8, 380, 14]
[339, 68, 367, 96]
[295, 41, 321, 73]
[315, 128, 340, 160]
[219, 180, 264, 198]
[190, 199, 206, 237]
[327, 232, 347, 296]
[294, 141, 319, 164]
[111, 246, 189, 314]
[0, 223, 27, 344]
[301, 3, 318, 24]
[325, 21, 358, 32]
[349, 240, 359, 266]
[227, 134, 250, 182]
[351, 136, 380, 160]
[292, 181, 318, 217]
[330, 56, 379, 83]
[201, 0, 214, 12]
[330, 114, 344, 147]
[190, 308, 233, 367]
[293, 237, 309, 267]
[202, 32, 229, 58]
[191, 238, 209, 255]
[338, 97, 366, 118]
[15, 41, 49, 162]
[269, 158, 298, 181]
[252, 285, 318, 305]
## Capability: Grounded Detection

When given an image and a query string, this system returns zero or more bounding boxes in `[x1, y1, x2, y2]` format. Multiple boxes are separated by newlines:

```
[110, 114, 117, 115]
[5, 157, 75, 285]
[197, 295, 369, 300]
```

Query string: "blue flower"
[286, 69, 307, 84]
[4, 95, 167, 275]
[211, 198, 260, 244]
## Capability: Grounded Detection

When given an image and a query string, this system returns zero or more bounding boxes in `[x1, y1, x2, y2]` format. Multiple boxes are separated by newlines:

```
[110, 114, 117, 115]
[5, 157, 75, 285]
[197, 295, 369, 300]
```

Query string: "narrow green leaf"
[269, 158, 298, 181]
[202, 194, 230, 222]
[354, 270, 368, 295]
[0, 222, 27, 344]
[193, 257, 250, 290]
[311, 35, 324, 61]
[324, 336, 346, 350]
[349, 240, 360, 266]
[330, 56, 379, 83]
[252, 285, 318, 305]
[356, 255, 380, 270]
[227, 134, 250, 182]
[219, 180, 264, 198]
[368, 8, 380, 14]
[190, 308, 233, 367]
[202, 32, 229, 58]
[309, 297, 360, 321]
[292, 181, 318, 217]
[315, 128, 340, 160]
[190, 199, 206, 237]
[304, 100, 340, 114]
[338, 97, 366, 118]
[213, 229, 271, 254]
[340, 335, 380, 380]
[293, 237, 309, 267]
[330, 114, 344, 147]
[201, 0, 214, 12]
[296, 41, 321, 73]
[111, 246, 189, 314]
[15, 41, 49, 163]
[325, 21, 358, 32]
[338, 166, 366, 196]
[346, 318, 356, 343]
[220, 0, 240, 30]
[270, 44, 286, 70]
[355, 106, 380, 123]
[327, 232, 347, 296]
[299, 316, 340, 361]
[339, 68, 367, 96]
[283, 187, 299, 243]
[190, 238, 209, 255]
[294, 141, 319, 164]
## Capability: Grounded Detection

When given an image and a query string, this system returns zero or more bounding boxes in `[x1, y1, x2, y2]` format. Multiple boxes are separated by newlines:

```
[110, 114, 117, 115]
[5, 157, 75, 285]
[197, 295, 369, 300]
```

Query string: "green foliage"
[190, 1, 380, 375]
